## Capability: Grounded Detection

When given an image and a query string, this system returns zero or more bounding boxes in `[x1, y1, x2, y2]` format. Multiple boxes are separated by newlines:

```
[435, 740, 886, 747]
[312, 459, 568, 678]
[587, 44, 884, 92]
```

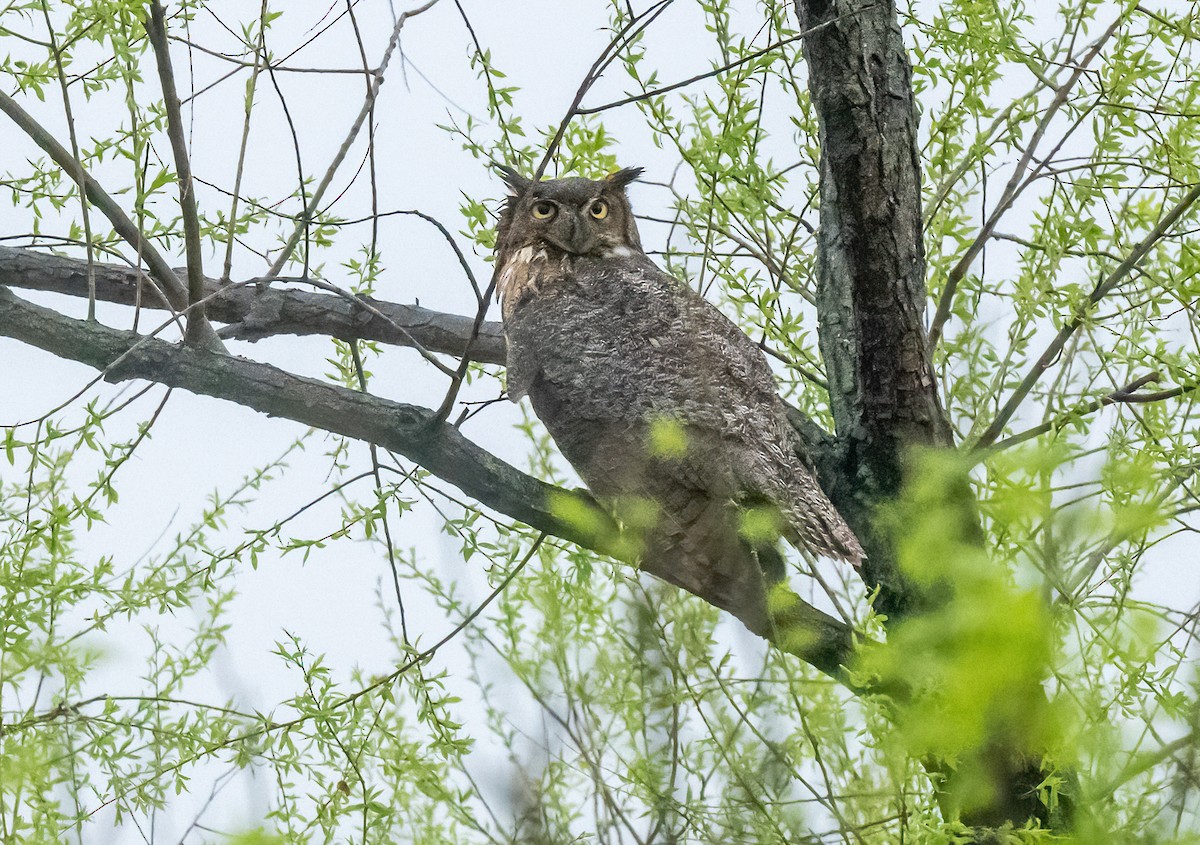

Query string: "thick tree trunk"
[794, 0, 1063, 833]
[795, 0, 951, 614]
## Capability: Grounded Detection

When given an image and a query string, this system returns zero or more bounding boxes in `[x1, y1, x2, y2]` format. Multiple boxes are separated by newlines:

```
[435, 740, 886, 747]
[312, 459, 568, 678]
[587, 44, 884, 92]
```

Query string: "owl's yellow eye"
[531, 201, 556, 220]
[589, 200, 609, 219]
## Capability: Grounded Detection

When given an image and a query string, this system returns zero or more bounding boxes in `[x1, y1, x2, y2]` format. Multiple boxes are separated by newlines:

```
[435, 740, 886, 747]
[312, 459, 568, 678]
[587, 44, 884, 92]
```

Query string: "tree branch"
[794, 0, 1065, 832]
[0, 89, 222, 350]
[0, 282, 854, 679]
[974, 181, 1200, 450]
[988, 371, 1200, 452]
[0, 245, 846, 473]
[0, 245, 506, 364]
[145, 0, 213, 346]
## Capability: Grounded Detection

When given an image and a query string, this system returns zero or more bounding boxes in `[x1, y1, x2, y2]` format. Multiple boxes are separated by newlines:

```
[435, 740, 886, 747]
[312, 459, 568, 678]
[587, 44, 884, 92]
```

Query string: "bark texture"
[795, 0, 1060, 832]
[796, 0, 952, 617]
[0, 246, 506, 364]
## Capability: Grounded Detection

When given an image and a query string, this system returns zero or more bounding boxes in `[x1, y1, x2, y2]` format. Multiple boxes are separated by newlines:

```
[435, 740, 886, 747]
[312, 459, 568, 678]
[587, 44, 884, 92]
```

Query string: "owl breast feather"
[506, 255, 695, 409]
[503, 253, 779, 460]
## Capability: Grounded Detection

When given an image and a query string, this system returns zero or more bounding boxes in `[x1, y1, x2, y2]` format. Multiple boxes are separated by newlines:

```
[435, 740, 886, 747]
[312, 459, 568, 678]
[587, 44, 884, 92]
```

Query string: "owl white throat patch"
[497, 245, 552, 319]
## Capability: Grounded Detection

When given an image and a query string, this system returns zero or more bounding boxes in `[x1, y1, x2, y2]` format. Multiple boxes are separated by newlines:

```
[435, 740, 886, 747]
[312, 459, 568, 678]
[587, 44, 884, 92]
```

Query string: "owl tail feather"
[791, 516, 866, 570]
[638, 497, 852, 671]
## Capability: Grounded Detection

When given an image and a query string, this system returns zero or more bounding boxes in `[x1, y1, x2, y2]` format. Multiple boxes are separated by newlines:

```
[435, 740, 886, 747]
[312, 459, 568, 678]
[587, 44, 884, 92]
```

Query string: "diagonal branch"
[534, 0, 673, 179]
[575, 7, 873, 118]
[0, 282, 854, 680]
[266, 0, 441, 276]
[989, 372, 1200, 451]
[925, 13, 1126, 351]
[974, 182, 1200, 450]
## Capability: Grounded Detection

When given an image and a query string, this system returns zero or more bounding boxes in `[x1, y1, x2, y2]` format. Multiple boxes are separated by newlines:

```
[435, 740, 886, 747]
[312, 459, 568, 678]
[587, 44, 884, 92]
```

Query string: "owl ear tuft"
[606, 167, 644, 189]
[497, 165, 534, 196]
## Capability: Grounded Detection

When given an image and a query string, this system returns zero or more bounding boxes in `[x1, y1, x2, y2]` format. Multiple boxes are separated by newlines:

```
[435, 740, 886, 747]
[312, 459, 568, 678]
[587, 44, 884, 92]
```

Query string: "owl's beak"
[564, 212, 595, 254]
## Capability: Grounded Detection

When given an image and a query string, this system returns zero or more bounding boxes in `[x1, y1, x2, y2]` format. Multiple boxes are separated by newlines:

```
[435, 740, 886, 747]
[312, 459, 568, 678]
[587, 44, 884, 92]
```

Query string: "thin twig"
[346, 0, 408, 643]
[927, 13, 1126, 351]
[986, 372, 1194, 451]
[266, 0, 441, 276]
[392, 210, 482, 305]
[40, 0, 96, 321]
[534, 0, 674, 180]
[168, 33, 376, 75]
[0, 90, 214, 345]
[431, 274, 497, 425]
[221, 0, 270, 281]
[145, 0, 214, 346]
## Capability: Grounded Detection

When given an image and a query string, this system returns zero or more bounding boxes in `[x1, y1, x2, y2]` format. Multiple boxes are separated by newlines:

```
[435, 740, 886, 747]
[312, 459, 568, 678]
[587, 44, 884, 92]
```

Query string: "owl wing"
[617, 261, 862, 564]
[666, 280, 865, 564]
[504, 338, 538, 402]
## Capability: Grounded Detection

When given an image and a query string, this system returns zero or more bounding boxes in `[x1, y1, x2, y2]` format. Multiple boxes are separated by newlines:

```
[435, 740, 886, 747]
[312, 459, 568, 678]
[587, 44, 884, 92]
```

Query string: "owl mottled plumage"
[495, 167, 863, 635]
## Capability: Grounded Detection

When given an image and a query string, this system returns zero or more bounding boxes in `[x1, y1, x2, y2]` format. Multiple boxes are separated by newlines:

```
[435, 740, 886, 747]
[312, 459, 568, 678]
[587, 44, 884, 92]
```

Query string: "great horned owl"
[495, 166, 863, 636]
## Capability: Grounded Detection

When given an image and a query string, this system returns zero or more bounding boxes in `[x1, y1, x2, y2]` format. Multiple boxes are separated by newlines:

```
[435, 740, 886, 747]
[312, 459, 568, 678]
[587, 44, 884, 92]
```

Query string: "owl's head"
[496, 166, 644, 257]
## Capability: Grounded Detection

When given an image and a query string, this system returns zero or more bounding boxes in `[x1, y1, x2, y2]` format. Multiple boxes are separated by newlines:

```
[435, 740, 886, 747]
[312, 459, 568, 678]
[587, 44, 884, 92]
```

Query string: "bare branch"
[0, 245, 506, 364]
[266, 0, 441, 276]
[145, 0, 217, 346]
[987, 372, 1200, 451]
